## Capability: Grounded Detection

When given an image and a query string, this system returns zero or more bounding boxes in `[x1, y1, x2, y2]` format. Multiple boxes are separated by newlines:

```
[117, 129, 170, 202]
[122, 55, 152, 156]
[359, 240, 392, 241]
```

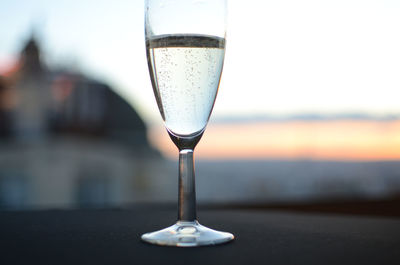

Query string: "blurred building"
[0, 35, 174, 210]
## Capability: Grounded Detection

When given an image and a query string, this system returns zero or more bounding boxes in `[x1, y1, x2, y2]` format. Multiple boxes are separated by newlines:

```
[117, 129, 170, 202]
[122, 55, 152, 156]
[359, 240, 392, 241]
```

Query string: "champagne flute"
[141, 0, 234, 247]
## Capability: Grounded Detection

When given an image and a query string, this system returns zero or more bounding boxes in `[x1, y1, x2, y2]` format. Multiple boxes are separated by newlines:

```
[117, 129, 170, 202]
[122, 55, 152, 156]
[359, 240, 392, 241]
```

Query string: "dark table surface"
[1, 205, 399, 265]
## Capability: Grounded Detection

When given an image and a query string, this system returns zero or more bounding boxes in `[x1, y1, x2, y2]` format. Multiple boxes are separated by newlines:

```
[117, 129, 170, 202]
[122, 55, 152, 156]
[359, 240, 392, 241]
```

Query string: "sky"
[1, 0, 400, 127]
[149, 119, 400, 159]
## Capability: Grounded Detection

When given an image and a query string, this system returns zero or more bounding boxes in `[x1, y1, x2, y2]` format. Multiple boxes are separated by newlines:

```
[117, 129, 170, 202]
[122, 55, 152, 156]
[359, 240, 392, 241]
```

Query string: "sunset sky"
[1, 0, 400, 160]
[149, 120, 400, 160]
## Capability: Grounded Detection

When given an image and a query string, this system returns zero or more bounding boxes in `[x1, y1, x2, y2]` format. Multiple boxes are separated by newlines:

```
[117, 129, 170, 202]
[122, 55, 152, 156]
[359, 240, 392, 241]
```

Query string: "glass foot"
[141, 221, 234, 247]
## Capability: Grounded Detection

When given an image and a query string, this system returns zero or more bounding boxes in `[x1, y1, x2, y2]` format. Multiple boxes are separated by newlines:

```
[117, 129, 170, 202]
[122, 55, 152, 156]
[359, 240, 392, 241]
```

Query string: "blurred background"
[1, 0, 400, 212]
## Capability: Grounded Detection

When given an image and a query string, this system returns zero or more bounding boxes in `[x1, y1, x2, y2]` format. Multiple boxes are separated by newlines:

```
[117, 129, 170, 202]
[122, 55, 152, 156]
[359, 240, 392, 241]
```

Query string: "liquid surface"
[147, 34, 225, 136]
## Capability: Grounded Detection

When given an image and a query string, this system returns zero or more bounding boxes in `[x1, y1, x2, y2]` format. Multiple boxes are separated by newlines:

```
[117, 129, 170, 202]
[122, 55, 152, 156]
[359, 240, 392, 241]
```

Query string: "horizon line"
[212, 113, 400, 124]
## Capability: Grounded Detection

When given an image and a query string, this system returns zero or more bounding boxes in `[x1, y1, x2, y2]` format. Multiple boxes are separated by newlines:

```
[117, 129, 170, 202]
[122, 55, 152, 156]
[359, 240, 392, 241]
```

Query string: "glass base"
[141, 221, 234, 247]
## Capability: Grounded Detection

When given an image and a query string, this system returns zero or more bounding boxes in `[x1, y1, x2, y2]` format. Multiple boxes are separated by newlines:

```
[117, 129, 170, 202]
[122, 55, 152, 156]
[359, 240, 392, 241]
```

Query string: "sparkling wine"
[146, 34, 225, 136]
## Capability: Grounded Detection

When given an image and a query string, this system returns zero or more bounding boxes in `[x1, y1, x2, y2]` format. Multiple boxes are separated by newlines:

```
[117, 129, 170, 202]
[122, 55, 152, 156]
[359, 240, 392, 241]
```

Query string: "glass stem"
[178, 149, 197, 222]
